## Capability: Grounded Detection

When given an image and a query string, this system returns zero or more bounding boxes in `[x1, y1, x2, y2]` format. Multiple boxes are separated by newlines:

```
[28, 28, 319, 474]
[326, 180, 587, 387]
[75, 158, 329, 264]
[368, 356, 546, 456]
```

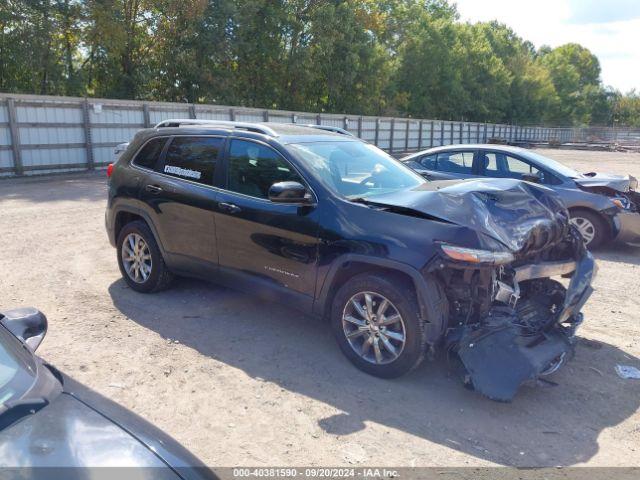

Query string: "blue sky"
[455, 0, 640, 92]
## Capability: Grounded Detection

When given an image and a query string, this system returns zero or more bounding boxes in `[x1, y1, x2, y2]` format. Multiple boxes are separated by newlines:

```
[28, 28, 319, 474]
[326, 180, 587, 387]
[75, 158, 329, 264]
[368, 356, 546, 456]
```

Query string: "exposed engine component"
[437, 226, 595, 401]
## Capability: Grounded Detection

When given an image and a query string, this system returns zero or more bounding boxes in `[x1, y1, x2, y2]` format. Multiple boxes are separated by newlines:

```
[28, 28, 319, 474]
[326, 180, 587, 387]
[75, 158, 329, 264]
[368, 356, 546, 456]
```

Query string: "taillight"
[107, 163, 114, 178]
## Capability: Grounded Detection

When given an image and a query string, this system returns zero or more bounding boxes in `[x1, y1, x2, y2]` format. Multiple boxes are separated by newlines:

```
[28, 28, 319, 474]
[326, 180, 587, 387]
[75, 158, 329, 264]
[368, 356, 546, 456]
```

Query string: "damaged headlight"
[440, 244, 514, 265]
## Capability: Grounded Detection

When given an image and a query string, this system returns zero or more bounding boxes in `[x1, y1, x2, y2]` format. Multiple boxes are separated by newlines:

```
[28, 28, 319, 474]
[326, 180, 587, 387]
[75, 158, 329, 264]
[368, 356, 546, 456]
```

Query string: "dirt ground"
[0, 148, 639, 468]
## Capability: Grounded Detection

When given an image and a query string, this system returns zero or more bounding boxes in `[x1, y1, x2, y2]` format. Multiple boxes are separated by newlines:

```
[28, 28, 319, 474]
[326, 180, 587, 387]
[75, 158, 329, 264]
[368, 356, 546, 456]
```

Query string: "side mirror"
[522, 172, 542, 183]
[0, 307, 48, 351]
[268, 181, 312, 204]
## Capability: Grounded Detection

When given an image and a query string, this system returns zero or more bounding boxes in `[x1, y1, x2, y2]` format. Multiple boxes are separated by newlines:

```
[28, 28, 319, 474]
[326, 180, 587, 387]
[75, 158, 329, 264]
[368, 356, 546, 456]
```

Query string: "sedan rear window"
[435, 151, 474, 174]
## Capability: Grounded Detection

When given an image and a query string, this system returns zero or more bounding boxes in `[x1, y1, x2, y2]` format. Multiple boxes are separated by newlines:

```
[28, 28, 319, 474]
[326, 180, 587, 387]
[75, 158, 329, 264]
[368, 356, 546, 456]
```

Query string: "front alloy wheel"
[342, 292, 406, 365]
[331, 273, 428, 378]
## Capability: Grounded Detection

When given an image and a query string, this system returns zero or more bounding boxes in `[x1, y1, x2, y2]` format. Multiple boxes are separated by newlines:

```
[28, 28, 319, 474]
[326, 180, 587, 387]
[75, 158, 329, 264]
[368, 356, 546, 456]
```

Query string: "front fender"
[313, 254, 448, 343]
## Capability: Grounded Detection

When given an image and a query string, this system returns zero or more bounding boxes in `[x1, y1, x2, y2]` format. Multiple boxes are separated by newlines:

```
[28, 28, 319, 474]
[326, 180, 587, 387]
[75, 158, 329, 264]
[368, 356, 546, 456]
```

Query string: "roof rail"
[155, 119, 278, 137]
[295, 124, 355, 137]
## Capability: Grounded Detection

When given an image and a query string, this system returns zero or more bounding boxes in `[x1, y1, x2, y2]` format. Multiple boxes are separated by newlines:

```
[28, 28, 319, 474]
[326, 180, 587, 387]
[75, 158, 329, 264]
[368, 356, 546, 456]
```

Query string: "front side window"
[288, 141, 424, 199]
[132, 137, 167, 170]
[420, 154, 437, 169]
[479, 151, 557, 184]
[505, 155, 538, 175]
[227, 140, 304, 199]
[435, 151, 474, 174]
[162, 136, 223, 185]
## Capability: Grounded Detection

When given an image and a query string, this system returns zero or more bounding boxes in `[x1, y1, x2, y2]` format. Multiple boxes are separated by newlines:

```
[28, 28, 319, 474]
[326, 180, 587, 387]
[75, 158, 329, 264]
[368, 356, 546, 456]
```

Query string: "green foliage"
[611, 90, 640, 127]
[538, 43, 604, 125]
[1, 0, 638, 126]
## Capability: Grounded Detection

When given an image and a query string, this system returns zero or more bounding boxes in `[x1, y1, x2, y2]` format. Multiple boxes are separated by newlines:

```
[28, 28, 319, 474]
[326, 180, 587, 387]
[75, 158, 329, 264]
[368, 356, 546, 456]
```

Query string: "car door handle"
[219, 202, 242, 214]
[145, 184, 163, 194]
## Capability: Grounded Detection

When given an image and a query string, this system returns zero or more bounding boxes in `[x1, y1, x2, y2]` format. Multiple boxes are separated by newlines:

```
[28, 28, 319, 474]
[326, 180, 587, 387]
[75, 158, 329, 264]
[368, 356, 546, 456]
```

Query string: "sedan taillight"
[107, 164, 114, 178]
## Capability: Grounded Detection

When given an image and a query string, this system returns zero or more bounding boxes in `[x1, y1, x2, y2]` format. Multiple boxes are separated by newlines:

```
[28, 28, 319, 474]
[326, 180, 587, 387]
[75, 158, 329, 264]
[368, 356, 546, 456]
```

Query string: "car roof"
[407, 144, 534, 158]
[150, 120, 360, 145]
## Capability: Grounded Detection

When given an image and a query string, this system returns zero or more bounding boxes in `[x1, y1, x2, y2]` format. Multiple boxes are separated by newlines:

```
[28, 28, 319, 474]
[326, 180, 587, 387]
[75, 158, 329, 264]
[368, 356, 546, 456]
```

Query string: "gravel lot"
[1, 148, 639, 468]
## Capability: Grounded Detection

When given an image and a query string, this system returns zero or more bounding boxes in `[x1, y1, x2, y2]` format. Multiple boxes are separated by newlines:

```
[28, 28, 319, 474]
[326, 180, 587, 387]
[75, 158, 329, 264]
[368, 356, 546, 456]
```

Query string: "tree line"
[2, 0, 639, 127]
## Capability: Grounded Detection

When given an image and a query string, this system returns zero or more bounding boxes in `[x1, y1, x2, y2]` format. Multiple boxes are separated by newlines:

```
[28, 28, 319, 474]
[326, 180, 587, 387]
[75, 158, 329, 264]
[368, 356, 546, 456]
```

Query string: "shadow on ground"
[109, 277, 640, 467]
[594, 241, 640, 265]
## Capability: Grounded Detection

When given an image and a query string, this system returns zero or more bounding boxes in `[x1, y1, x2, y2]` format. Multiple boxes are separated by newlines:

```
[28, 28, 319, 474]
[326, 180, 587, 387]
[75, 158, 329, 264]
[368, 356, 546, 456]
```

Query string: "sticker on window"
[164, 165, 202, 180]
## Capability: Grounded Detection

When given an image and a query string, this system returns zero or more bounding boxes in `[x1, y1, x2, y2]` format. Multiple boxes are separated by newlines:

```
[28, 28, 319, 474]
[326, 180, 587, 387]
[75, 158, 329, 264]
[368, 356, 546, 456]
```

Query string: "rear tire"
[331, 273, 427, 378]
[569, 209, 607, 249]
[117, 221, 173, 293]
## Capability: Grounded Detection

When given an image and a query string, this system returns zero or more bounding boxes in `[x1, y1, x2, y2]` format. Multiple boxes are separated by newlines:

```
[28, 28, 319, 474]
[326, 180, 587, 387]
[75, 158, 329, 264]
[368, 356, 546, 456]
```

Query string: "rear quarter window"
[162, 136, 223, 186]
[132, 137, 168, 170]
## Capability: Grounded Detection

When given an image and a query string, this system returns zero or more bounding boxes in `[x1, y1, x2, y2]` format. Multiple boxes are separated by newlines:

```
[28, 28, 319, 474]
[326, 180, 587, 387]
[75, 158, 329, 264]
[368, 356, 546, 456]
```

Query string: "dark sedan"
[402, 144, 640, 248]
[0, 307, 216, 479]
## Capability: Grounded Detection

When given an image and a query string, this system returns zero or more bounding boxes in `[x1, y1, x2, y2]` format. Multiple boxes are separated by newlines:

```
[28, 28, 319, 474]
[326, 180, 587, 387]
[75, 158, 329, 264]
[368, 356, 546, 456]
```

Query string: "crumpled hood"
[574, 172, 638, 192]
[362, 178, 569, 254]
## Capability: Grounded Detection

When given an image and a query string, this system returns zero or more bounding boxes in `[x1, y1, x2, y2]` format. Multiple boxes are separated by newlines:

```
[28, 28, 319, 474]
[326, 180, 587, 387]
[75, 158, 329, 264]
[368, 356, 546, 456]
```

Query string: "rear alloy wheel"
[331, 273, 427, 378]
[569, 210, 606, 249]
[117, 221, 173, 293]
[121, 233, 153, 284]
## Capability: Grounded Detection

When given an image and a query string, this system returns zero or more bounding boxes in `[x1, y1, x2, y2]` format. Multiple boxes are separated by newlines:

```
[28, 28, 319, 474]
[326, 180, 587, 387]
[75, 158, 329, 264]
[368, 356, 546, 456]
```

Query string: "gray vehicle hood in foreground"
[0, 393, 176, 475]
[360, 178, 569, 254]
[0, 369, 215, 479]
[574, 172, 638, 192]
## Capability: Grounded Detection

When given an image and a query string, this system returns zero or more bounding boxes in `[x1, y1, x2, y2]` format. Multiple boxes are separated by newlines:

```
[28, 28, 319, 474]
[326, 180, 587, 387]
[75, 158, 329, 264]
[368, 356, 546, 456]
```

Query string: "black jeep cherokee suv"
[106, 120, 596, 401]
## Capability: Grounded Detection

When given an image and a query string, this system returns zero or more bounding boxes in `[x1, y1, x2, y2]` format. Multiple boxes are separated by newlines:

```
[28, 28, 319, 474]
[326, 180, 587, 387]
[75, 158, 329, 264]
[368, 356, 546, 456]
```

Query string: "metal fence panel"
[0, 92, 638, 177]
[0, 150, 13, 175]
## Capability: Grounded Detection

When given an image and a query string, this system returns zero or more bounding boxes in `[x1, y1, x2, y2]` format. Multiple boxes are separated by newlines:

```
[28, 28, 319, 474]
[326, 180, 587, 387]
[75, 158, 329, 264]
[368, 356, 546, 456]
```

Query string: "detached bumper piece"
[615, 209, 640, 244]
[458, 321, 573, 402]
[456, 252, 596, 402]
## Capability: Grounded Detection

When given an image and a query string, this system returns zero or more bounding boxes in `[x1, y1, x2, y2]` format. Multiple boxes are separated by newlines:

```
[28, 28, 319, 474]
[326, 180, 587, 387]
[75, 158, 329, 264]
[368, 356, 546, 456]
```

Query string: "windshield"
[521, 151, 581, 178]
[289, 141, 425, 199]
[0, 326, 36, 405]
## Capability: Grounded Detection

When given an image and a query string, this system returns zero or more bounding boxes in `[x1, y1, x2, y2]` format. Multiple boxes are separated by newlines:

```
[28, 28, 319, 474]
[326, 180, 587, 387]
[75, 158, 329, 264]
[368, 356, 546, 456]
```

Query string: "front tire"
[117, 221, 173, 293]
[569, 209, 607, 249]
[331, 273, 427, 378]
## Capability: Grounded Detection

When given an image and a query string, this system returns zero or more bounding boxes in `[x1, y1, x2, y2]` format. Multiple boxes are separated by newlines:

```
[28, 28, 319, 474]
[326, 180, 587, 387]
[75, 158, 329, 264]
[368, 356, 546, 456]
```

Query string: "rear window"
[162, 136, 223, 185]
[435, 151, 474, 174]
[132, 137, 167, 170]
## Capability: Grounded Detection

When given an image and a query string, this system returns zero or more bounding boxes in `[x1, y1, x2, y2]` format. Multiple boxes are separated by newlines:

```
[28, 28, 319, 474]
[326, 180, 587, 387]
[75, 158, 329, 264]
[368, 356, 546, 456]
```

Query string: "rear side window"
[132, 137, 167, 170]
[162, 136, 223, 185]
[435, 151, 474, 174]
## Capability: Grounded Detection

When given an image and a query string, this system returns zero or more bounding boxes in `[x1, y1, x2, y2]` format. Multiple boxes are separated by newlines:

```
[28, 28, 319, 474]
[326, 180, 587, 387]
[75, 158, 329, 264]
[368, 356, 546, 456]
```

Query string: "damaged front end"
[431, 221, 596, 402]
[576, 173, 640, 244]
[362, 178, 597, 400]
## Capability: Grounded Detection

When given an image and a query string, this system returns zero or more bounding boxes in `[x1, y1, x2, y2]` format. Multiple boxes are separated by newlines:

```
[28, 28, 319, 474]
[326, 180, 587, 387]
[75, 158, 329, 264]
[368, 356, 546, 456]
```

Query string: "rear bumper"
[105, 209, 116, 247]
[614, 210, 640, 244]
